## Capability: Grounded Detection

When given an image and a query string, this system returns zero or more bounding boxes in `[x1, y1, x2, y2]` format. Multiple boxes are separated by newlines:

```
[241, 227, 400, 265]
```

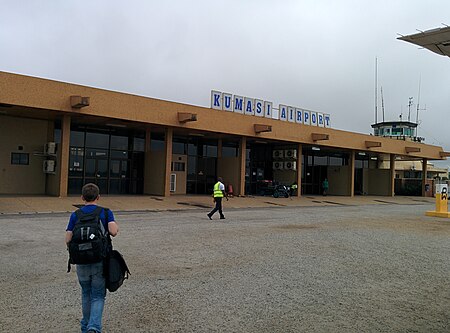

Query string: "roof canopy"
[398, 26, 450, 57]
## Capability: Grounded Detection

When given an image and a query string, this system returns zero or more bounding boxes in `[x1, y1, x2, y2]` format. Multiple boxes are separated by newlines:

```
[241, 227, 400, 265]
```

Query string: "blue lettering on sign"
[281, 108, 286, 119]
[265, 103, 271, 117]
[234, 97, 243, 111]
[246, 100, 253, 112]
[214, 94, 220, 107]
[324, 115, 330, 127]
[304, 112, 309, 123]
[311, 113, 316, 123]
[224, 95, 231, 109]
[318, 114, 323, 125]
[256, 101, 262, 114]
[296, 110, 302, 122]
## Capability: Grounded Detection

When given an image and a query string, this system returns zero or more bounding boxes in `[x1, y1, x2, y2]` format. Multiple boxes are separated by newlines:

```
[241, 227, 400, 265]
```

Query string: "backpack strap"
[103, 207, 113, 249]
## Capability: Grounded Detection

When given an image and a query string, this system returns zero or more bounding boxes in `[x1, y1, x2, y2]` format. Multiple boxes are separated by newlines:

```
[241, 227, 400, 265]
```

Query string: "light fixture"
[358, 152, 366, 156]
[312, 147, 320, 151]
[370, 157, 377, 160]
[105, 123, 127, 128]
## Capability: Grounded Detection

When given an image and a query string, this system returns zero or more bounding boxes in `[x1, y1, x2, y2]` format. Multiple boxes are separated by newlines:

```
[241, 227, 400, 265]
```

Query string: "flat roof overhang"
[0, 71, 447, 161]
[398, 26, 450, 58]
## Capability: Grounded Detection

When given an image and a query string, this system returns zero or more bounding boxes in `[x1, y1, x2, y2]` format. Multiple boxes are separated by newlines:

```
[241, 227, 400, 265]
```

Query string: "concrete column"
[390, 154, 395, 196]
[58, 115, 71, 197]
[163, 127, 173, 197]
[296, 144, 302, 197]
[239, 137, 247, 196]
[422, 158, 428, 197]
[143, 128, 152, 194]
[348, 150, 355, 197]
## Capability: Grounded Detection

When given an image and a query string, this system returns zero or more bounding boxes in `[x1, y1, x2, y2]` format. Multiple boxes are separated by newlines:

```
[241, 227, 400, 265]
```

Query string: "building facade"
[0, 71, 448, 197]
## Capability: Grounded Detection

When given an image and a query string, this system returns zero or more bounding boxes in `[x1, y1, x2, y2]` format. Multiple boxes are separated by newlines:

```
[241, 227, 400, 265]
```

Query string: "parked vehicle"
[273, 185, 290, 198]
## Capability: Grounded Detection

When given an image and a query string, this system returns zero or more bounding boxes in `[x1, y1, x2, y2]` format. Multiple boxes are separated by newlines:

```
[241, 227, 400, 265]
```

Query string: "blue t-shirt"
[66, 204, 115, 232]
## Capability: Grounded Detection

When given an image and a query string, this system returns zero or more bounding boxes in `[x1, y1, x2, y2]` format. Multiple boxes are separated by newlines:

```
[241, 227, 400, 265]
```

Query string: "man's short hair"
[82, 183, 99, 202]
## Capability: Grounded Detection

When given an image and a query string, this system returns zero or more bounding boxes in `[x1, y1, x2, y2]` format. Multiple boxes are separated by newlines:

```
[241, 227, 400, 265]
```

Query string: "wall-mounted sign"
[211, 90, 331, 128]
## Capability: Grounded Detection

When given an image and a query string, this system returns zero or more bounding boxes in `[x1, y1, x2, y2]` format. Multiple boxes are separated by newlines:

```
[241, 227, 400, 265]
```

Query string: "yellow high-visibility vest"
[213, 182, 224, 198]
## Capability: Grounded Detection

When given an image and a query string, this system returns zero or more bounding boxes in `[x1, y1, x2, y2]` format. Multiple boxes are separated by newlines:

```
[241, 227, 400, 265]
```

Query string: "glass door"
[85, 149, 109, 192]
[109, 159, 130, 194]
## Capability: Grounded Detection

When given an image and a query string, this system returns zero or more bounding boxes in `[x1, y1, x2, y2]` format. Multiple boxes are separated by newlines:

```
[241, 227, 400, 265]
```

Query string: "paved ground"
[1, 197, 449, 332]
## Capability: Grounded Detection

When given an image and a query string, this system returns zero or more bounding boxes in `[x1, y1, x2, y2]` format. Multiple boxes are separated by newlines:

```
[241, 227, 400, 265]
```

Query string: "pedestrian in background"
[322, 178, 329, 196]
[207, 177, 228, 220]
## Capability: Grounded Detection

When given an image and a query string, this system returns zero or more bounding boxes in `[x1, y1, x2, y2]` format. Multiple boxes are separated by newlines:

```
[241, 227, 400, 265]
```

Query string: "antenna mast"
[408, 97, 413, 122]
[375, 57, 378, 124]
[381, 86, 385, 122]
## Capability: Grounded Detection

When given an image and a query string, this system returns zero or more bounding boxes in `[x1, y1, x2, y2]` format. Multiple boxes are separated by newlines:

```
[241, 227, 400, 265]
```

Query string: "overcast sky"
[1, 0, 449, 166]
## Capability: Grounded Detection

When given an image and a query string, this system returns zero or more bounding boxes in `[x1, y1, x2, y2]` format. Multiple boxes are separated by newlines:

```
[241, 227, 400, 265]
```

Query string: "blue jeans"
[76, 261, 106, 333]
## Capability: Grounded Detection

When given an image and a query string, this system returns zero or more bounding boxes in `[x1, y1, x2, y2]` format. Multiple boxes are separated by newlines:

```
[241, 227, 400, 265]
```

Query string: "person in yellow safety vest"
[290, 182, 298, 196]
[207, 177, 228, 220]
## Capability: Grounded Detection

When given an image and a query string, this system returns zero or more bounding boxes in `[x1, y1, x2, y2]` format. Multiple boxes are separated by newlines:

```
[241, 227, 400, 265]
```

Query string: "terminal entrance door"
[85, 152, 108, 191]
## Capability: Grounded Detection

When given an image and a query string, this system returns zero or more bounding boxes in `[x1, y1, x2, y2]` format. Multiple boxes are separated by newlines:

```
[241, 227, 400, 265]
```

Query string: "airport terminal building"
[0, 71, 447, 197]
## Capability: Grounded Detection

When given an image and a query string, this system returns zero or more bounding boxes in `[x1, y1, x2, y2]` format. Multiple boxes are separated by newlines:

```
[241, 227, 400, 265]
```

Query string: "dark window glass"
[54, 128, 61, 144]
[111, 150, 128, 159]
[111, 135, 129, 150]
[188, 143, 197, 155]
[69, 148, 84, 177]
[314, 156, 328, 166]
[68, 178, 84, 195]
[173, 142, 185, 154]
[86, 149, 108, 158]
[110, 160, 121, 178]
[222, 146, 237, 157]
[329, 157, 343, 166]
[11, 153, 29, 165]
[86, 132, 109, 149]
[70, 131, 85, 147]
[206, 145, 218, 157]
[150, 132, 165, 152]
[133, 137, 145, 152]
[172, 162, 185, 171]
[151, 139, 164, 151]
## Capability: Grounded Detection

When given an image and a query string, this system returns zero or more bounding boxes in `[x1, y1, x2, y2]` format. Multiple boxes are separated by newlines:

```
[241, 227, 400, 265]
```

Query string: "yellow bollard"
[426, 185, 450, 218]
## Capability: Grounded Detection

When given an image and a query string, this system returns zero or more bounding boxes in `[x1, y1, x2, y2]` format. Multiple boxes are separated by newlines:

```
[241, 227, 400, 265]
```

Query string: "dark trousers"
[209, 197, 224, 218]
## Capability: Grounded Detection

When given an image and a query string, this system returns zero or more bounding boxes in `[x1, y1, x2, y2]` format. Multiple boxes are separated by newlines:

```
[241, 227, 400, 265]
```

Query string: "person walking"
[207, 177, 228, 220]
[322, 178, 329, 196]
[65, 183, 119, 333]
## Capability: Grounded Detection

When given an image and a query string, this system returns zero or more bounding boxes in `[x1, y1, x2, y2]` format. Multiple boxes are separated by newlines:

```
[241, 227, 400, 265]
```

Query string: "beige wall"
[327, 165, 351, 196]
[366, 169, 391, 195]
[144, 151, 166, 195]
[218, 156, 240, 195]
[171, 154, 187, 194]
[0, 116, 48, 194]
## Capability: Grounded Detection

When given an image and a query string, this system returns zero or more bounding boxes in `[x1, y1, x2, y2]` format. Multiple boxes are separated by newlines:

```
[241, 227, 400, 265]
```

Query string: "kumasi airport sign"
[211, 90, 331, 128]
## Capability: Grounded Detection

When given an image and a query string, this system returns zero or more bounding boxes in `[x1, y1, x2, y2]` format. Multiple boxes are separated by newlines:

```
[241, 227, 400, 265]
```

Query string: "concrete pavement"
[0, 194, 436, 215]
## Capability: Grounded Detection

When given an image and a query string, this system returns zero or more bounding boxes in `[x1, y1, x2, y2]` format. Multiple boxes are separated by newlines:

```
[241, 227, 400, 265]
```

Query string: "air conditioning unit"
[170, 173, 176, 192]
[273, 161, 284, 170]
[284, 161, 297, 171]
[43, 160, 55, 173]
[45, 142, 56, 155]
[272, 149, 284, 159]
[284, 149, 297, 159]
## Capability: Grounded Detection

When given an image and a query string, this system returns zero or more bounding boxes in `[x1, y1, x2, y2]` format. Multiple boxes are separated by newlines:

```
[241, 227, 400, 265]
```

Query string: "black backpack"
[104, 250, 131, 292]
[68, 206, 110, 271]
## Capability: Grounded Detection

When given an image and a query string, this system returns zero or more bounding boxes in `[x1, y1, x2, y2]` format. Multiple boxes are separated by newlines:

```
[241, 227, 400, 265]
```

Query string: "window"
[11, 152, 29, 165]
[171, 162, 185, 171]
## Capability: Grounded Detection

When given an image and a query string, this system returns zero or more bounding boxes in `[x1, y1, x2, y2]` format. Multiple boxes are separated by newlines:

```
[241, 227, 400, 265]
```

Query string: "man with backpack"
[65, 183, 118, 333]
